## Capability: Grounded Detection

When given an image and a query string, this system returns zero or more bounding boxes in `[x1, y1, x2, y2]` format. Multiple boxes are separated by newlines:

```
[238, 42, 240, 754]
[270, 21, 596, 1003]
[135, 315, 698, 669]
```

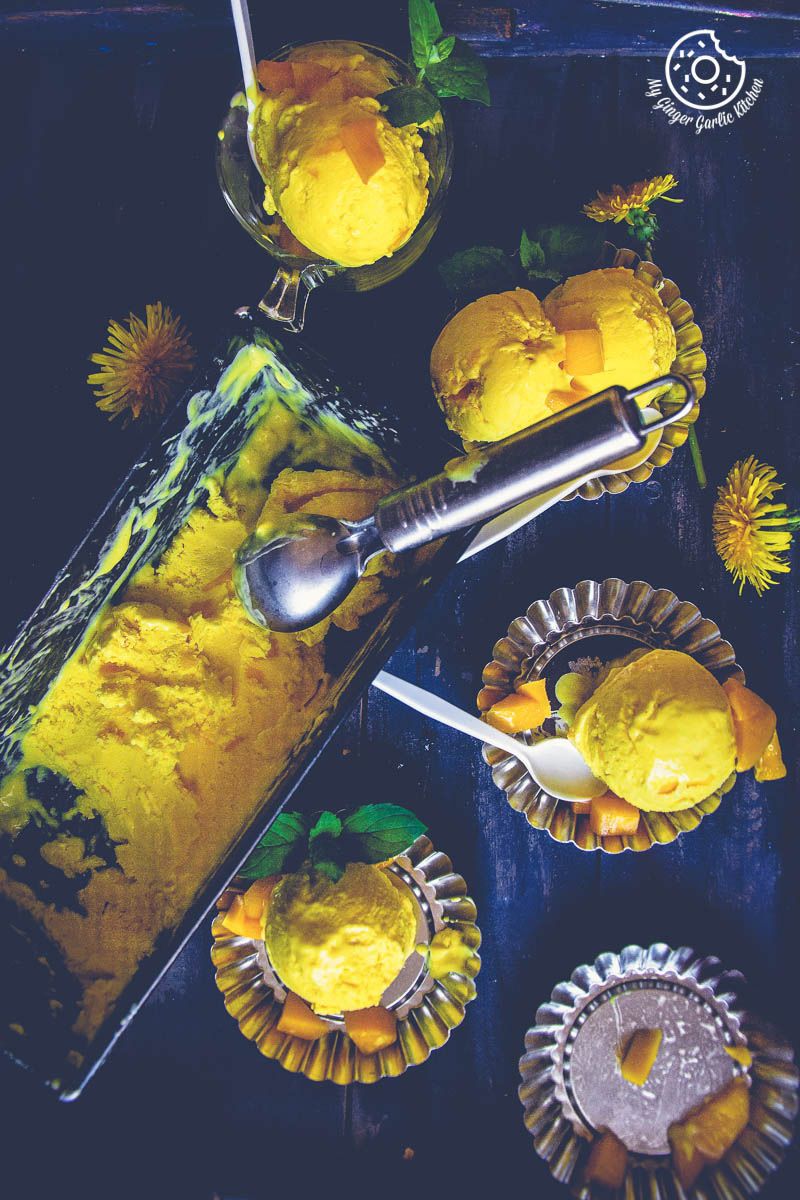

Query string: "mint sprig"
[379, 1, 490, 128]
[342, 804, 428, 862]
[438, 222, 606, 303]
[238, 811, 308, 879]
[239, 805, 427, 884]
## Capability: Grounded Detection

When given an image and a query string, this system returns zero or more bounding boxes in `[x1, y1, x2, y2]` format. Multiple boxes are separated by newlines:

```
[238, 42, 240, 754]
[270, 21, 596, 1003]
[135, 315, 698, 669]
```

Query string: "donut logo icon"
[665, 29, 746, 111]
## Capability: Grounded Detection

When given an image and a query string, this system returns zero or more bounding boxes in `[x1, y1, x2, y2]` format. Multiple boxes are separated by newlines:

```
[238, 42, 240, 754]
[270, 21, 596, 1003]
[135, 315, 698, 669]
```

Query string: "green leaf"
[438, 245, 516, 300]
[426, 39, 490, 105]
[409, 0, 442, 69]
[343, 804, 427, 862]
[519, 229, 546, 274]
[313, 858, 345, 884]
[378, 86, 441, 128]
[239, 811, 307, 879]
[535, 222, 605, 277]
[309, 811, 343, 843]
[430, 35, 455, 65]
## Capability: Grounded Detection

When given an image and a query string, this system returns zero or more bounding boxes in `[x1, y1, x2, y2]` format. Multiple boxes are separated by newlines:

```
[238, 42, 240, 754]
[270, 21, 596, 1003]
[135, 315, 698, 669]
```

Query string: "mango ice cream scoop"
[431, 289, 573, 443]
[571, 649, 736, 811]
[252, 43, 430, 268]
[543, 267, 677, 397]
[264, 863, 417, 1012]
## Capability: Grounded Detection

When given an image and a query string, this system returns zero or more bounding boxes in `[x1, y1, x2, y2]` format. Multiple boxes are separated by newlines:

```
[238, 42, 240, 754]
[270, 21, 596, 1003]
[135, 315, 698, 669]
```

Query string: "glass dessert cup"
[211, 834, 481, 1084]
[480, 578, 742, 853]
[519, 943, 798, 1198]
[216, 40, 454, 332]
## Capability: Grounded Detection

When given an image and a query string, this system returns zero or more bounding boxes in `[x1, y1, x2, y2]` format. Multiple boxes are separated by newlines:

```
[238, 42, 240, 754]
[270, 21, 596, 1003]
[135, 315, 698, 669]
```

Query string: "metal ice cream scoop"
[234, 374, 696, 632]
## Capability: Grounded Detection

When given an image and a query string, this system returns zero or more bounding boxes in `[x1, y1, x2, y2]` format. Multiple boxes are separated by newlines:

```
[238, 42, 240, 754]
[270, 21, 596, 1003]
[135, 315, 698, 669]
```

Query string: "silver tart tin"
[519, 943, 798, 1197]
[563, 244, 706, 502]
[480, 578, 743, 853]
[210, 835, 481, 1084]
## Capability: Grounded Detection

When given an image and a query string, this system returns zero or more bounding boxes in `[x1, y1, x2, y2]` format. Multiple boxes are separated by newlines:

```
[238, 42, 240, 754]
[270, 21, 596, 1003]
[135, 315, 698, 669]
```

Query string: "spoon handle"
[230, 0, 258, 111]
[372, 671, 525, 760]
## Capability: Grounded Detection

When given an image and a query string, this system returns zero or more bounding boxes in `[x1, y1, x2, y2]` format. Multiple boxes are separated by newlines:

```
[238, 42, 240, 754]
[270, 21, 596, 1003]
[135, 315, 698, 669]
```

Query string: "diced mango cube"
[722, 678, 777, 772]
[256, 59, 295, 95]
[584, 1130, 628, 1189]
[669, 1078, 750, 1190]
[563, 328, 604, 376]
[220, 894, 263, 941]
[486, 680, 550, 734]
[344, 1006, 398, 1054]
[590, 792, 641, 837]
[620, 1027, 662, 1086]
[340, 117, 385, 184]
[290, 62, 334, 99]
[277, 991, 330, 1040]
[571, 800, 593, 816]
[516, 678, 550, 705]
[241, 875, 280, 923]
[725, 1043, 753, 1068]
[754, 731, 787, 782]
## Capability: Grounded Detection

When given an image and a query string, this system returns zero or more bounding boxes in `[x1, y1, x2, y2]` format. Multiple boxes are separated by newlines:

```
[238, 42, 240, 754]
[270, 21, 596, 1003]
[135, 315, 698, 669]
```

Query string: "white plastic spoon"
[372, 671, 606, 803]
[229, 0, 259, 162]
[459, 406, 664, 561]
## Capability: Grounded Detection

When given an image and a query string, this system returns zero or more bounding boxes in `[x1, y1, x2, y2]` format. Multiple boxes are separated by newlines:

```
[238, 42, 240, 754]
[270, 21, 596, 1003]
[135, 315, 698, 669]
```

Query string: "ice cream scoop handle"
[374, 385, 644, 555]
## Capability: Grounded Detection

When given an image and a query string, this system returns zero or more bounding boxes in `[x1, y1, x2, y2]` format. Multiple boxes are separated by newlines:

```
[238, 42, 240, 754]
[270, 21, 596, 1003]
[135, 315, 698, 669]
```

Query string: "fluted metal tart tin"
[480, 578, 743, 853]
[211, 835, 481, 1084]
[562, 244, 706, 502]
[519, 943, 798, 1197]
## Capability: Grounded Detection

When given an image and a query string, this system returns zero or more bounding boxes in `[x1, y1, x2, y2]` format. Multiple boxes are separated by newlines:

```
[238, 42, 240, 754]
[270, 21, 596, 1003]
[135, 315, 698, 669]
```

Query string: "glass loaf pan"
[0, 314, 471, 1099]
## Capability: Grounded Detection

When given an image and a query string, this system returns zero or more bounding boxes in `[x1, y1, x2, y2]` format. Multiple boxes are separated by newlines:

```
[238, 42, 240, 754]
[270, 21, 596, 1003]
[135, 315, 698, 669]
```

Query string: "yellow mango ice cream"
[0, 397, 398, 1052]
[265, 863, 417, 1012]
[430, 289, 573, 443]
[252, 43, 430, 268]
[543, 267, 676, 397]
[571, 650, 736, 812]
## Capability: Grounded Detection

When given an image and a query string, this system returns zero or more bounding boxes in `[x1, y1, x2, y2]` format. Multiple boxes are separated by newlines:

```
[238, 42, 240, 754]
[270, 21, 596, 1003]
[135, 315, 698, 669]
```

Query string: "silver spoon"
[234, 375, 695, 632]
[372, 671, 606, 803]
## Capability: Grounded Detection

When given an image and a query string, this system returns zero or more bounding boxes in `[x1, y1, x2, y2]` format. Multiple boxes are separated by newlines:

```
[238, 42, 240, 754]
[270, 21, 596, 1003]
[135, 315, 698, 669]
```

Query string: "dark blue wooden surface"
[0, 3, 798, 1197]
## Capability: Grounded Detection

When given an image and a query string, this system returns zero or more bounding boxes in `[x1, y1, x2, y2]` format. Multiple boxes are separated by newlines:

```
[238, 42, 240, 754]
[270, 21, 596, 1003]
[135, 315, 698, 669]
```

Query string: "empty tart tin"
[562, 243, 706, 502]
[211, 834, 481, 1084]
[480, 578, 742, 853]
[518, 943, 798, 1198]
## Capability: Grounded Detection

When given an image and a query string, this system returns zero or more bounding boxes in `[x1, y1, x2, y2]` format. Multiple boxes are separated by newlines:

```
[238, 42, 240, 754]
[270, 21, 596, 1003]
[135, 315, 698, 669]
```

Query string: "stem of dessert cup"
[258, 265, 323, 333]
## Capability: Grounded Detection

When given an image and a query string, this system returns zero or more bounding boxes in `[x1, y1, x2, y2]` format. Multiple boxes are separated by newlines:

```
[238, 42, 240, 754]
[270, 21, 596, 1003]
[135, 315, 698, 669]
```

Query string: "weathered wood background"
[1, 2, 798, 1197]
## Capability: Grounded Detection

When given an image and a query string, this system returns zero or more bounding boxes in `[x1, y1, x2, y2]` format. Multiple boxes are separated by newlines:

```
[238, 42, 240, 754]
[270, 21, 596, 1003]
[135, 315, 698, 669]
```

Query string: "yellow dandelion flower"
[88, 302, 196, 421]
[583, 174, 682, 224]
[713, 457, 799, 596]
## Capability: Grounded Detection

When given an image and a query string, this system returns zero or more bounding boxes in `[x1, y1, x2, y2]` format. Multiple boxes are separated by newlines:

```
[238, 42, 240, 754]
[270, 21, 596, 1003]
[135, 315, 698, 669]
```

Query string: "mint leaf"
[430, 35, 455, 65]
[426, 39, 490, 105]
[378, 86, 441, 128]
[409, 0, 442, 70]
[519, 229, 546, 274]
[239, 811, 307, 879]
[309, 811, 343, 843]
[313, 858, 345, 883]
[343, 804, 427, 862]
[535, 223, 605, 278]
[438, 245, 516, 300]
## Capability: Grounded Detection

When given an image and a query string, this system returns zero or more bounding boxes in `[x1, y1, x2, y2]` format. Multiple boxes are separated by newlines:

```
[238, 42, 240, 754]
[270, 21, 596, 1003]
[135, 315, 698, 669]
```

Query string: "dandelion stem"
[688, 425, 707, 489]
